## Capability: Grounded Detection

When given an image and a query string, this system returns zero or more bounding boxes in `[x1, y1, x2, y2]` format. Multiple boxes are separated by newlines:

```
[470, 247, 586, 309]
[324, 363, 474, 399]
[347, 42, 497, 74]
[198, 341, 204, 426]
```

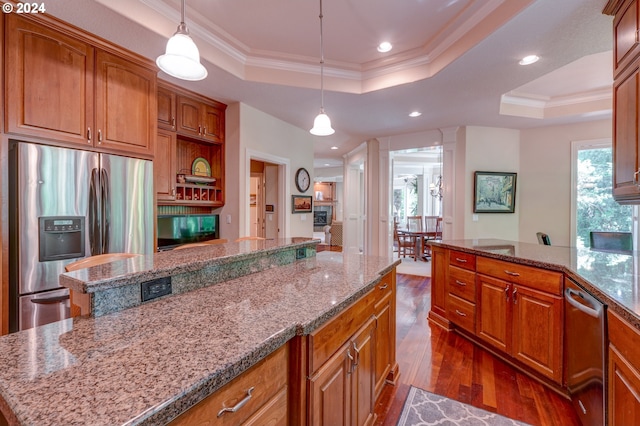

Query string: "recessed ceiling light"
[331, 146, 339, 150]
[377, 42, 392, 53]
[519, 55, 539, 65]
[409, 111, 422, 117]
[324, 163, 331, 166]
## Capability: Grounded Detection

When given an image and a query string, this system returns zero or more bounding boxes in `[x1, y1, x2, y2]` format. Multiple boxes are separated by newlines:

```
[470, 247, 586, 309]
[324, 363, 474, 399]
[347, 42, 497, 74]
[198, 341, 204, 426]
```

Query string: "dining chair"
[394, 227, 416, 260]
[423, 216, 439, 256]
[65, 253, 140, 317]
[406, 216, 423, 232]
[536, 232, 551, 245]
[235, 236, 266, 242]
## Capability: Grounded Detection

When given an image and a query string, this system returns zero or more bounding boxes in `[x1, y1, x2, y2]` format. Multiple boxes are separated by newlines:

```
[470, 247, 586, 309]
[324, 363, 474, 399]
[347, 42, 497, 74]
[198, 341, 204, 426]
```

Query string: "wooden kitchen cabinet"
[169, 344, 288, 425]
[605, 0, 640, 203]
[156, 82, 227, 207]
[428, 245, 450, 328]
[309, 317, 376, 426]
[158, 84, 177, 131]
[476, 257, 564, 384]
[155, 130, 177, 201]
[5, 14, 156, 158]
[177, 95, 225, 143]
[373, 272, 398, 399]
[608, 309, 640, 425]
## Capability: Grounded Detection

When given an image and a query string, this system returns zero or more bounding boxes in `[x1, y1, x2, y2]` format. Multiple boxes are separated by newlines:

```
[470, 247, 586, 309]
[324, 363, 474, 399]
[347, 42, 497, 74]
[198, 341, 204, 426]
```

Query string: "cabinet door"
[309, 346, 351, 426]
[177, 96, 203, 138]
[511, 285, 563, 383]
[155, 130, 177, 200]
[202, 103, 225, 143]
[351, 317, 376, 426]
[615, 0, 640, 76]
[374, 291, 392, 398]
[95, 50, 156, 157]
[158, 85, 177, 131]
[609, 345, 640, 425]
[477, 274, 510, 353]
[613, 62, 640, 201]
[428, 246, 448, 324]
[5, 14, 94, 145]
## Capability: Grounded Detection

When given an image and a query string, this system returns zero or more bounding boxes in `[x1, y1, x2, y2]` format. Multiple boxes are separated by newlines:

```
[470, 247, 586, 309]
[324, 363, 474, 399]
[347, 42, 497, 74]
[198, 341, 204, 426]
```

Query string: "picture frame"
[265, 204, 274, 213]
[292, 195, 313, 213]
[473, 171, 517, 213]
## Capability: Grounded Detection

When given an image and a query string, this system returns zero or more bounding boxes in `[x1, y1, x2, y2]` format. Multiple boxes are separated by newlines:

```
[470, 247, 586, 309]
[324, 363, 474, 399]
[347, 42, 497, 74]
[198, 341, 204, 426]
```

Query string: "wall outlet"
[226, 214, 232, 224]
[301, 214, 306, 221]
[472, 214, 479, 222]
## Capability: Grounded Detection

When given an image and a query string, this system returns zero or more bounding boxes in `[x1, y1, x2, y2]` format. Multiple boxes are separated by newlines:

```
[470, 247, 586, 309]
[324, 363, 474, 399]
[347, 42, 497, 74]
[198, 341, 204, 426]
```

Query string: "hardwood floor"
[374, 273, 581, 426]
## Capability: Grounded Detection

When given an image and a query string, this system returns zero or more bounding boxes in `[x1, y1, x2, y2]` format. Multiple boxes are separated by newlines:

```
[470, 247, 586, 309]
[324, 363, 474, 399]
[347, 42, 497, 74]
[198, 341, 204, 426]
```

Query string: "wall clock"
[295, 167, 311, 193]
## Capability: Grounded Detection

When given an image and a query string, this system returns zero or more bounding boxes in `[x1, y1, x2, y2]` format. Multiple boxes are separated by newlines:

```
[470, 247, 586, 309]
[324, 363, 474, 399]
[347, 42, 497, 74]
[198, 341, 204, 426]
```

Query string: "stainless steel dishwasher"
[565, 277, 607, 426]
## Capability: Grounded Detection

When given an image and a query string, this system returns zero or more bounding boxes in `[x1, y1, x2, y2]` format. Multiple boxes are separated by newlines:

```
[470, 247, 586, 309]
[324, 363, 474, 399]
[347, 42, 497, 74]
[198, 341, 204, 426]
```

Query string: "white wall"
[463, 127, 520, 240]
[519, 119, 612, 246]
[220, 102, 315, 240]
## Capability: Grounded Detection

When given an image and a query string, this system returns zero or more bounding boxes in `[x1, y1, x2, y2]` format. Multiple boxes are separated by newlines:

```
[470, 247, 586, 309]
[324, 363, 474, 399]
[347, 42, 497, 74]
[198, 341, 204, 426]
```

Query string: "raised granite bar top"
[432, 238, 640, 328]
[0, 252, 399, 426]
[60, 238, 317, 294]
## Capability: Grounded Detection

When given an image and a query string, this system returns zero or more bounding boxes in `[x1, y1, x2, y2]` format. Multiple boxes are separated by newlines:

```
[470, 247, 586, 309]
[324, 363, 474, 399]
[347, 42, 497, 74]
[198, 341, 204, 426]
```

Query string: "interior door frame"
[245, 149, 289, 239]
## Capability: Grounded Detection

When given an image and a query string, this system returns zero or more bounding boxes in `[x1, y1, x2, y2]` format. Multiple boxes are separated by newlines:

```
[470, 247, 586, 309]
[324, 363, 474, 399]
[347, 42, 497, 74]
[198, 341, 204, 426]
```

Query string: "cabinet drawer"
[374, 272, 393, 302]
[476, 257, 563, 295]
[446, 294, 475, 334]
[170, 345, 288, 425]
[308, 289, 376, 374]
[449, 250, 476, 271]
[448, 266, 476, 302]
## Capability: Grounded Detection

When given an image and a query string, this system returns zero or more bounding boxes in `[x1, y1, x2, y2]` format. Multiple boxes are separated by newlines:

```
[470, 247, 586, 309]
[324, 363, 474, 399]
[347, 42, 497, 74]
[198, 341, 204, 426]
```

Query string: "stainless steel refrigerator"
[8, 142, 153, 332]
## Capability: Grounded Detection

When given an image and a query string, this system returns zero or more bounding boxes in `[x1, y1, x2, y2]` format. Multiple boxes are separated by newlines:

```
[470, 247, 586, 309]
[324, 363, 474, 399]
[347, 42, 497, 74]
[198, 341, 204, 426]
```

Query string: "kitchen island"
[0, 240, 399, 425]
[429, 238, 640, 425]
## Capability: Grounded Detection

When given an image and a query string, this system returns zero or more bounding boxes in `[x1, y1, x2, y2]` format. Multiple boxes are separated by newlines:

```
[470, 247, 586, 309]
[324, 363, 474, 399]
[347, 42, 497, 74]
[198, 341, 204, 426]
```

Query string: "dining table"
[398, 229, 440, 261]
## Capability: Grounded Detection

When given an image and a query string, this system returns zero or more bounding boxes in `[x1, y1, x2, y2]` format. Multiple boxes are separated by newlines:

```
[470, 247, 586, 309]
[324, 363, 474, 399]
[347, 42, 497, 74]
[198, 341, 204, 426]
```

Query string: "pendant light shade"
[311, 109, 335, 136]
[310, 0, 335, 136]
[156, 0, 207, 81]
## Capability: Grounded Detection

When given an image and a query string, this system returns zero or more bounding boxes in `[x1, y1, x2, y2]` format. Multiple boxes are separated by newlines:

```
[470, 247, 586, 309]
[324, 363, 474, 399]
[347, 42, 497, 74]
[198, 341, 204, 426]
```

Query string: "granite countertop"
[432, 238, 640, 327]
[0, 252, 399, 426]
[60, 238, 316, 294]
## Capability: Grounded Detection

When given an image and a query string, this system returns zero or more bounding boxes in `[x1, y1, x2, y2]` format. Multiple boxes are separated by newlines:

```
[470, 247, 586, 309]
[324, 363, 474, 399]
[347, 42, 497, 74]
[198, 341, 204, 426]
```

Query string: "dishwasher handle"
[565, 287, 602, 319]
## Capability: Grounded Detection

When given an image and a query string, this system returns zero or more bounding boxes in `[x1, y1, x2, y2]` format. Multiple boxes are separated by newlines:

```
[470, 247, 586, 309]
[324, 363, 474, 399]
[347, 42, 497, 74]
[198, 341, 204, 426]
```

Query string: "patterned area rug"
[397, 386, 530, 426]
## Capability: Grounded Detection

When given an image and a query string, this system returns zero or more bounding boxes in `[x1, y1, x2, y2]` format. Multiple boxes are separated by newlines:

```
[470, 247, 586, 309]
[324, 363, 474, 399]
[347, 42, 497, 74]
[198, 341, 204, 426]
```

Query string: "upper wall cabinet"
[5, 14, 157, 159]
[177, 96, 225, 143]
[605, 0, 640, 203]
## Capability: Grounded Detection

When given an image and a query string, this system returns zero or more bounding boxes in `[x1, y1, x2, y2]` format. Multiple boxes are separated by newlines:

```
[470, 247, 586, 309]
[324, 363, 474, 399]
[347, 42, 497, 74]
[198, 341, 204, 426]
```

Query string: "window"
[571, 139, 634, 248]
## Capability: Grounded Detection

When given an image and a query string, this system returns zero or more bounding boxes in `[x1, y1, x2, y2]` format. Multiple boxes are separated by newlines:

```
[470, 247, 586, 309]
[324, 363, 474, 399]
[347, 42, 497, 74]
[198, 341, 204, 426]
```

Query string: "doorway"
[249, 170, 265, 238]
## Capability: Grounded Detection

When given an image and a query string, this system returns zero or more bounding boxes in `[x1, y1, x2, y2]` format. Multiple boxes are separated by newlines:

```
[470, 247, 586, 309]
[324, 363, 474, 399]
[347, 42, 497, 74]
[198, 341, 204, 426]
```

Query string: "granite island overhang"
[0, 240, 399, 425]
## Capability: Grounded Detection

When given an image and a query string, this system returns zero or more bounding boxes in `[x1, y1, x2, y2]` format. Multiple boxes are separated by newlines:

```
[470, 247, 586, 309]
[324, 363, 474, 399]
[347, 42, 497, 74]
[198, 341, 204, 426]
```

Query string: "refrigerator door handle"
[89, 168, 100, 256]
[101, 168, 110, 253]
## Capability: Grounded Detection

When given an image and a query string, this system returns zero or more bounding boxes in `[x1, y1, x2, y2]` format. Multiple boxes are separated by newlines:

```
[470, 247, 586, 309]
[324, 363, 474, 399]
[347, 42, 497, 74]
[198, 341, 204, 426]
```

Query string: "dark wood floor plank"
[373, 272, 580, 426]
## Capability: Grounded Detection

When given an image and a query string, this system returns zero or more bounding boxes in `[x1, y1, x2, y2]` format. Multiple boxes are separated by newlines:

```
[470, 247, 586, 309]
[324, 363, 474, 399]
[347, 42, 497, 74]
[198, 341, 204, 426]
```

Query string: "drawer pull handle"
[513, 287, 518, 304]
[455, 309, 467, 317]
[455, 280, 466, 286]
[505, 285, 510, 302]
[379, 283, 388, 290]
[87, 127, 92, 143]
[504, 270, 520, 277]
[455, 258, 467, 263]
[217, 387, 254, 417]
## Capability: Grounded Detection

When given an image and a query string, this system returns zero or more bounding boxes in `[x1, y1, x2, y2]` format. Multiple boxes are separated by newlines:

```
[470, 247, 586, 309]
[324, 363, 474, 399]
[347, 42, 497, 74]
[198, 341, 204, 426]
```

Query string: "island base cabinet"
[169, 345, 288, 426]
[309, 317, 376, 426]
[608, 310, 640, 425]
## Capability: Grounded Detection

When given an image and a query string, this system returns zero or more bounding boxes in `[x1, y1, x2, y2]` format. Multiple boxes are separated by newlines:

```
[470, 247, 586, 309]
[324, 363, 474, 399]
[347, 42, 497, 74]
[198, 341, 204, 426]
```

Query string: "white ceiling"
[42, 0, 613, 169]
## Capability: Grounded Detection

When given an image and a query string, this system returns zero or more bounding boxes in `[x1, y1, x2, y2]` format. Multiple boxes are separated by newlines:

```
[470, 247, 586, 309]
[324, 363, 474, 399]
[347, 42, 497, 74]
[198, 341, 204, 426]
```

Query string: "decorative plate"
[192, 157, 211, 177]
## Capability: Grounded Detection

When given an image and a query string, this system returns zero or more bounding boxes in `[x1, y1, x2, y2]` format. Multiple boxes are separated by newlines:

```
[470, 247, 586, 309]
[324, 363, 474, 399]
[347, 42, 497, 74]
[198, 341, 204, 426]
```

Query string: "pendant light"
[156, 0, 208, 81]
[310, 0, 335, 136]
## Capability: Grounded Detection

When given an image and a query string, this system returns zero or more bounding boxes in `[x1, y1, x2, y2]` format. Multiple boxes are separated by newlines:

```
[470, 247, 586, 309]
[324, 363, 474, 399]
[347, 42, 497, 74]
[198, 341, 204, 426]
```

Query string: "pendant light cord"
[181, 0, 185, 25]
[319, 0, 325, 111]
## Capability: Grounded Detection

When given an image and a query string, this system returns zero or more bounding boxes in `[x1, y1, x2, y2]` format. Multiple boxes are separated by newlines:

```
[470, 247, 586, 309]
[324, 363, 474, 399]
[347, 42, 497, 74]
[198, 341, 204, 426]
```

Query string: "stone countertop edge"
[430, 239, 640, 329]
[59, 239, 318, 294]
[135, 258, 400, 426]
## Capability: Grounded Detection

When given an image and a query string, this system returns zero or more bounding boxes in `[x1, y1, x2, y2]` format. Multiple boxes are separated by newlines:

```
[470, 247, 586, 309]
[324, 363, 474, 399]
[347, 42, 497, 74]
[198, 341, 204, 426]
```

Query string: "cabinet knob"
[198, 125, 202, 135]
[203, 126, 207, 135]
[172, 117, 176, 127]
[505, 284, 510, 302]
[97, 129, 102, 143]
[512, 287, 518, 304]
[87, 127, 92, 143]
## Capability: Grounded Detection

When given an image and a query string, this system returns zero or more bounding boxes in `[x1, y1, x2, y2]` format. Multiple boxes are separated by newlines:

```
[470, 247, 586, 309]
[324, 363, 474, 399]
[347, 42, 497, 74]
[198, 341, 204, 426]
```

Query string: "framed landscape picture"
[292, 195, 313, 213]
[473, 171, 517, 213]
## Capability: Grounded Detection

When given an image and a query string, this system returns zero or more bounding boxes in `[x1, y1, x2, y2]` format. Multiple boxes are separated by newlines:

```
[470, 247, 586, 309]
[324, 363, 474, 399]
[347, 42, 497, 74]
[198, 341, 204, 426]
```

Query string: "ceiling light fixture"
[519, 55, 539, 65]
[310, 0, 335, 136]
[377, 41, 392, 53]
[156, 0, 207, 81]
[409, 111, 422, 117]
[331, 146, 339, 150]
